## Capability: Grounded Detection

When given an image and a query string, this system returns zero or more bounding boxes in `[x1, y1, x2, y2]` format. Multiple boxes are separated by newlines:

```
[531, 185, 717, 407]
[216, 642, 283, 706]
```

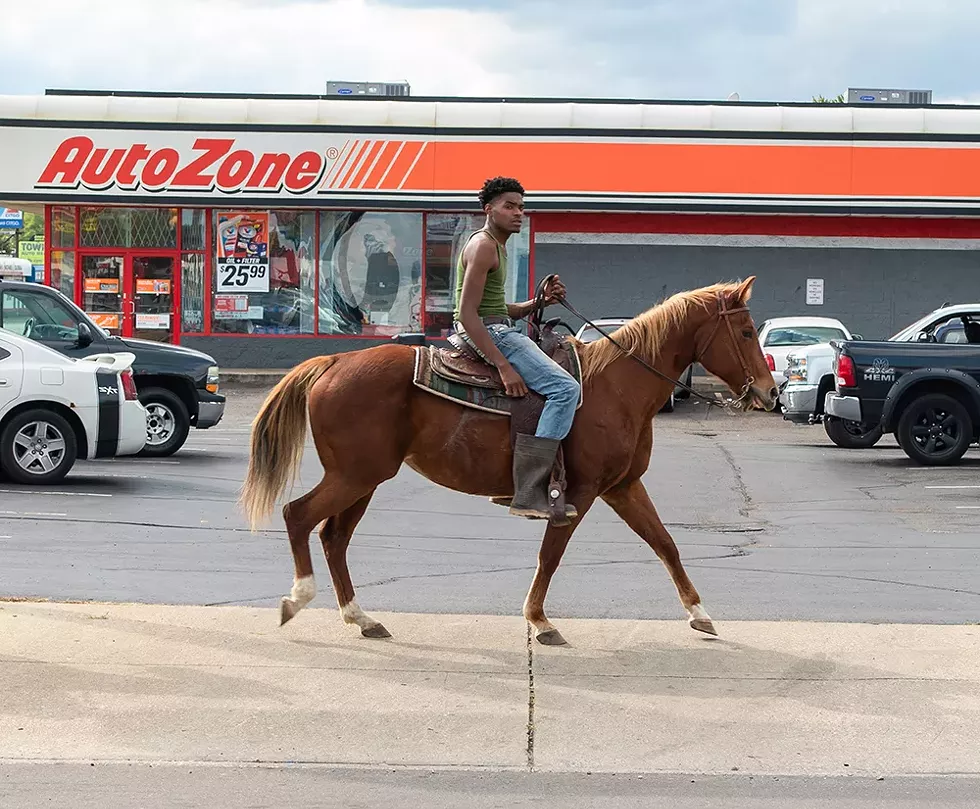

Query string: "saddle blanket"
[412, 342, 583, 417]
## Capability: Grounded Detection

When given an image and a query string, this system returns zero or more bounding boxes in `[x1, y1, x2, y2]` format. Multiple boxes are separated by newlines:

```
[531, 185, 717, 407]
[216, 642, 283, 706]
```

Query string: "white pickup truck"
[780, 304, 980, 447]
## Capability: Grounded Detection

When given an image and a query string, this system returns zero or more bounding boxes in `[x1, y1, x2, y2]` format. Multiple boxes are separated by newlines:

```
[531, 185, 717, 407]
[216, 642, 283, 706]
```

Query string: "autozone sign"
[36, 136, 328, 194]
[0, 127, 435, 201]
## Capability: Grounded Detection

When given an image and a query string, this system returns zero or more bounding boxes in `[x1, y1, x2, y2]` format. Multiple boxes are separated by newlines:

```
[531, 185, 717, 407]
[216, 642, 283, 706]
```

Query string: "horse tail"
[241, 355, 337, 531]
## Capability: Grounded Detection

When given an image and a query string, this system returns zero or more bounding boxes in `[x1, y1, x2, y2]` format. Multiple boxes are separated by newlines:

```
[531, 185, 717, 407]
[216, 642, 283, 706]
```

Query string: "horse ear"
[733, 275, 756, 303]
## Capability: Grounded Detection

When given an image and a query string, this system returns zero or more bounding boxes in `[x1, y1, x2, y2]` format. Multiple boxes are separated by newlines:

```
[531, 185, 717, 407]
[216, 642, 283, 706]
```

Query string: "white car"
[757, 317, 853, 386]
[0, 327, 146, 484]
[575, 318, 694, 412]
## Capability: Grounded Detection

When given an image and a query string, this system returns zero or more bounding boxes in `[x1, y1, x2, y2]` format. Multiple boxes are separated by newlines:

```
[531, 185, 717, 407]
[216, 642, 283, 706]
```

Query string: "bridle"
[531, 275, 757, 411]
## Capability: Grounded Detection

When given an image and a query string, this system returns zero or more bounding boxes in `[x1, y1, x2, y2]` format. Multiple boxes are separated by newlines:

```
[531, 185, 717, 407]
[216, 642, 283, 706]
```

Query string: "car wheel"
[138, 387, 190, 457]
[0, 409, 78, 485]
[897, 393, 973, 466]
[660, 392, 675, 413]
[823, 415, 884, 449]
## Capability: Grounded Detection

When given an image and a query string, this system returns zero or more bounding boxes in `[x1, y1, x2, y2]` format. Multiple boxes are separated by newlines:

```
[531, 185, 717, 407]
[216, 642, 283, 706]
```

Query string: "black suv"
[0, 278, 224, 456]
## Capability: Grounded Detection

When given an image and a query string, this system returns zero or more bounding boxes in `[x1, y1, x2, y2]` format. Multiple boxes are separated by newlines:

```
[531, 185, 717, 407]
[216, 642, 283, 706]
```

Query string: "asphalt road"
[3, 765, 979, 809]
[1, 385, 979, 623]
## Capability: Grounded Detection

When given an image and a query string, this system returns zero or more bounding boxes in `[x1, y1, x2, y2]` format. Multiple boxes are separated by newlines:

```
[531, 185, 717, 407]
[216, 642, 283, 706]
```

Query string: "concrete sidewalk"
[1, 602, 978, 777]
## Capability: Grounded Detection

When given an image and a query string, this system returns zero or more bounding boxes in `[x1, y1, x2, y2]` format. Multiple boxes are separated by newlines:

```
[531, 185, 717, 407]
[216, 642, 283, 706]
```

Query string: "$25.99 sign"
[215, 211, 270, 293]
[217, 260, 268, 293]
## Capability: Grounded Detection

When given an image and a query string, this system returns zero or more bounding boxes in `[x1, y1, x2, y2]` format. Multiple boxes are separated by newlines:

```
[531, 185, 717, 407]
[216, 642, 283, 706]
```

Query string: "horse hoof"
[280, 598, 300, 626]
[690, 618, 718, 636]
[536, 628, 567, 646]
[361, 623, 392, 639]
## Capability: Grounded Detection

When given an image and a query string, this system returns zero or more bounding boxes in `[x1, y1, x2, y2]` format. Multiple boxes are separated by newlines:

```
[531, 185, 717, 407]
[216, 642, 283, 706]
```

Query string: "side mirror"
[852, 334, 863, 341]
[77, 321, 95, 348]
[916, 331, 934, 343]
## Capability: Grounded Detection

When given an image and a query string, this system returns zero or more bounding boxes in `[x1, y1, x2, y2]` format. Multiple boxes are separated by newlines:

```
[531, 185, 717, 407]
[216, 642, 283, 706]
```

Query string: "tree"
[21, 211, 43, 241]
[812, 93, 846, 103]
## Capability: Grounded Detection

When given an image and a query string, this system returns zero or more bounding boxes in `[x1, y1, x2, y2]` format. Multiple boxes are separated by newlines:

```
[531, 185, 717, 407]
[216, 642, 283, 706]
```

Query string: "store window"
[423, 214, 531, 336]
[181, 209, 206, 251]
[212, 210, 315, 335]
[49, 250, 75, 301]
[79, 207, 177, 248]
[318, 211, 422, 336]
[51, 206, 76, 249]
[182, 253, 205, 333]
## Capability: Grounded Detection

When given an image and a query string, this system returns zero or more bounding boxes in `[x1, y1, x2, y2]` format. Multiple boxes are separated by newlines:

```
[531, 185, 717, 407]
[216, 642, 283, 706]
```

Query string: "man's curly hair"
[479, 176, 525, 208]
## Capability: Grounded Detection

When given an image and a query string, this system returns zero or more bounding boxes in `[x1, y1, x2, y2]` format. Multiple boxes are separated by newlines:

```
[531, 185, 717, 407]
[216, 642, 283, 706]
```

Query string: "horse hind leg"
[279, 479, 368, 627]
[319, 490, 391, 639]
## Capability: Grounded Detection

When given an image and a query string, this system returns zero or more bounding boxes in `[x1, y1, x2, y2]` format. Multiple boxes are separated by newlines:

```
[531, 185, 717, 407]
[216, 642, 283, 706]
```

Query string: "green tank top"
[453, 230, 509, 321]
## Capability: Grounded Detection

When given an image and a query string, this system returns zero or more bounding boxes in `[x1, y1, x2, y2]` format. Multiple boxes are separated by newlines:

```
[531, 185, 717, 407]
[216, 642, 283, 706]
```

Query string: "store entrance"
[78, 252, 179, 343]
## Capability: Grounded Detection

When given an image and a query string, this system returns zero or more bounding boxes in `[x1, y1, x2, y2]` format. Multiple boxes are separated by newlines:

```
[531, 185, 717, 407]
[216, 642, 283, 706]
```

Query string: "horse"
[240, 276, 779, 646]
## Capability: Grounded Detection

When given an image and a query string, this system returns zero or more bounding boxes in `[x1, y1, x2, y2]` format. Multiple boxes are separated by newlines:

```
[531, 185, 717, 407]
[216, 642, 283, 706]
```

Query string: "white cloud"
[0, 0, 542, 96]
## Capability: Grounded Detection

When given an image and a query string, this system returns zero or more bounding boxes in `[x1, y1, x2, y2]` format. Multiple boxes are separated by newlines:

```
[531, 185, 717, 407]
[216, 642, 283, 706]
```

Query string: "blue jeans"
[486, 324, 580, 440]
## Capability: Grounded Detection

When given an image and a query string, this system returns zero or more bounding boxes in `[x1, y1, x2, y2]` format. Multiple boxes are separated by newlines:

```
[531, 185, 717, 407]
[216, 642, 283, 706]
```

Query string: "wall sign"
[215, 211, 270, 293]
[806, 278, 824, 305]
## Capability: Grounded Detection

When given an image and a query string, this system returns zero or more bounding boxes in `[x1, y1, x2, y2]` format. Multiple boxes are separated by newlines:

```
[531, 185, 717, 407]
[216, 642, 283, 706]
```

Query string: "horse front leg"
[522, 491, 595, 646]
[602, 479, 717, 636]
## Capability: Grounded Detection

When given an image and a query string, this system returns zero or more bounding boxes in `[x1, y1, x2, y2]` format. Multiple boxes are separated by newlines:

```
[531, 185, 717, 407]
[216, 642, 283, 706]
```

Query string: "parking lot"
[2, 385, 978, 624]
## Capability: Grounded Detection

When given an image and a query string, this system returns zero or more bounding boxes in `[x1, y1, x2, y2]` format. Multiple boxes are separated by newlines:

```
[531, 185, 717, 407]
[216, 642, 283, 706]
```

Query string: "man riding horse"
[453, 176, 581, 523]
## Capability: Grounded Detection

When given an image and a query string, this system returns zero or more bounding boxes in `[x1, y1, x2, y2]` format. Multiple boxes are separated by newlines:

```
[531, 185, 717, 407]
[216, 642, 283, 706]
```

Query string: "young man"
[454, 176, 580, 522]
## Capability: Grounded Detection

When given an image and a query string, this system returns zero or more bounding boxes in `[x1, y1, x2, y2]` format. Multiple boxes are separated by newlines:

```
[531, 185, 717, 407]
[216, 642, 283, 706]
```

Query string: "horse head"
[693, 276, 779, 412]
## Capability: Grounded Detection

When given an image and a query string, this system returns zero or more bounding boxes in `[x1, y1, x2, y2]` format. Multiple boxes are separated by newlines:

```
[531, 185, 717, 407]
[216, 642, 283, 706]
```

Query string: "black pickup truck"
[0, 278, 224, 456]
[825, 338, 980, 466]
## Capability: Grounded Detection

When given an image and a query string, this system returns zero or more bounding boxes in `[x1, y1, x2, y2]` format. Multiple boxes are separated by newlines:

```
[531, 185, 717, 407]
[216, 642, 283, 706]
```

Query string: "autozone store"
[3, 90, 980, 368]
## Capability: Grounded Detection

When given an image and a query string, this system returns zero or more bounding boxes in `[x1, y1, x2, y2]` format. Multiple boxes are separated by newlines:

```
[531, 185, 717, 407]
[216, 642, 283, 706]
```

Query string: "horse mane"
[577, 281, 744, 384]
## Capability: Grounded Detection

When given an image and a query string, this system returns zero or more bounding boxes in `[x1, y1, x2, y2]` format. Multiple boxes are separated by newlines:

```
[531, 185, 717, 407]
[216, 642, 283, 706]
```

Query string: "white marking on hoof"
[291, 575, 316, 608]
[687, 603, 718, 636]
[340, 599, 383, 632]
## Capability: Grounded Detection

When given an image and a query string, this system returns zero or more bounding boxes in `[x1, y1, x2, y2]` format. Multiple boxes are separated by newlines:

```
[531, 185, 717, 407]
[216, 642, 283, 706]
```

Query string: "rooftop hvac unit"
[847, 88, 933, 105]
[325, 81, 411, 97]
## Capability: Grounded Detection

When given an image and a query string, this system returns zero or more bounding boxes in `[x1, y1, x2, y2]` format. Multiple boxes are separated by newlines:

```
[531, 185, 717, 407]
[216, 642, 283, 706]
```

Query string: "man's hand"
[542, 275, 567, 305]
[499, 364, 529, 398]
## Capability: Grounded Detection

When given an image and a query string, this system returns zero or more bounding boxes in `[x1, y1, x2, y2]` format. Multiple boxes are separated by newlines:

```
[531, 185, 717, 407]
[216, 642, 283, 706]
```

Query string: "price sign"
[216, 259, 269, 293]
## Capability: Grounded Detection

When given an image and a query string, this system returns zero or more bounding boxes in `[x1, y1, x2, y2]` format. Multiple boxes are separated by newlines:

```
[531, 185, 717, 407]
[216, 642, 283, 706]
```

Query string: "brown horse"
[241, 276, 778, 645]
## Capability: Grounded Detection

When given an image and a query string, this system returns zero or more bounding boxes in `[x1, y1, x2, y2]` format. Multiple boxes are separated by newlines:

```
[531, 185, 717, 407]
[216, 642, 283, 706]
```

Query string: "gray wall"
[536, 243, 980, 341]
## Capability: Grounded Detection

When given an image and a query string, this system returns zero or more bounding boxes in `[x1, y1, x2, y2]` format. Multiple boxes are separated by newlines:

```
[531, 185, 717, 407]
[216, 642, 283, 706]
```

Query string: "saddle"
[407, 317, 582, 526]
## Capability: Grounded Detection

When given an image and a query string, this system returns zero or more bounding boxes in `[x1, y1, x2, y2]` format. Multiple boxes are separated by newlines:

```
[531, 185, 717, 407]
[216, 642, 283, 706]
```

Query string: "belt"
[479, 316, 513, 326]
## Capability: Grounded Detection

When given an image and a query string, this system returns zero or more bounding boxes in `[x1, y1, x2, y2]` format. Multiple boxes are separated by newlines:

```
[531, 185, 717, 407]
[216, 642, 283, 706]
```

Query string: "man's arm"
[458, 238, 528, 397]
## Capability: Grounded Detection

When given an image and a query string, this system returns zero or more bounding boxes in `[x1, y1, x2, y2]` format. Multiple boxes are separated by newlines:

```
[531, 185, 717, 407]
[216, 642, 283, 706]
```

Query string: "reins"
[531, 275, 756, 411]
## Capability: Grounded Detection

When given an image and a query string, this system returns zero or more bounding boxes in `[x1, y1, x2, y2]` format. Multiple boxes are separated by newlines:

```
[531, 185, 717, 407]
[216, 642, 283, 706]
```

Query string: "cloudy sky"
[1, 0, 977, 103]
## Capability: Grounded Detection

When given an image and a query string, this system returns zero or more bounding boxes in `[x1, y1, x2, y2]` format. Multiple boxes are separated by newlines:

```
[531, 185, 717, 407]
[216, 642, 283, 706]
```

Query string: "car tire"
[674, 367, 694, 400]
[660, 392, 675, 413]
[896, 393, 973, 466]
[138, 387, 190, 457]
[0, 408, 78, 485]
[823, 415, 884, 449]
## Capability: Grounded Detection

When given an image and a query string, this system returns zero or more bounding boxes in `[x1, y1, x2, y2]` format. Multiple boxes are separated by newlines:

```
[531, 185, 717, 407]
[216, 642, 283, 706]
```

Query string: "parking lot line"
[925, 485, 980, 489]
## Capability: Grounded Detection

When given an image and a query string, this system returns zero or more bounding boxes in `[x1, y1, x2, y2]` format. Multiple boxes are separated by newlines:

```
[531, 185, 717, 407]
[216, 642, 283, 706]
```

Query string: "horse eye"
[741, 329, 754, 338]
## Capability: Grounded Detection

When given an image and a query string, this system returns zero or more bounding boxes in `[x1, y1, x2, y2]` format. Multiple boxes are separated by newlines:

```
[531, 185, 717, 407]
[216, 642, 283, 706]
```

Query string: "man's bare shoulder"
[462, 233, 499, 272]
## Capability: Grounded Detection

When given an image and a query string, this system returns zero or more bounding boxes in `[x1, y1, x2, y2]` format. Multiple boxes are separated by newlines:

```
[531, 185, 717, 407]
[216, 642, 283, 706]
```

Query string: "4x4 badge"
[864, 358, 895, 383]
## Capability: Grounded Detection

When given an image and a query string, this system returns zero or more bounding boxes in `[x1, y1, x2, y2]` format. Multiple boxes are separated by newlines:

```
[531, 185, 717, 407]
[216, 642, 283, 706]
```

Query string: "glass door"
[80, 255, 124, 336]
[131, 255, 177, 343]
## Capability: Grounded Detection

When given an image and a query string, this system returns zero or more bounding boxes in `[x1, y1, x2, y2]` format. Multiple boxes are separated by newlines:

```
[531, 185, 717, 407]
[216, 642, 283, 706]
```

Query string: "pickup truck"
[0, 278, 224, 456]
[782, 303, 977, 449]
[825, 337, 980, 466]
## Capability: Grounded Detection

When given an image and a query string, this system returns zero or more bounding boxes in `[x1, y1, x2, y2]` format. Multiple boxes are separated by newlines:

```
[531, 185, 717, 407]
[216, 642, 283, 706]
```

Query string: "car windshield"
[764, 326, 847, 347]
[578, 325, 626, 343]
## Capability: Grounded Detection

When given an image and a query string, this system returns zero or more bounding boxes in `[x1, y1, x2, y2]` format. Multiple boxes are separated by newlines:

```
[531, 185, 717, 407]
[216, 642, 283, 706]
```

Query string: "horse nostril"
[768, 386, 779, 400]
